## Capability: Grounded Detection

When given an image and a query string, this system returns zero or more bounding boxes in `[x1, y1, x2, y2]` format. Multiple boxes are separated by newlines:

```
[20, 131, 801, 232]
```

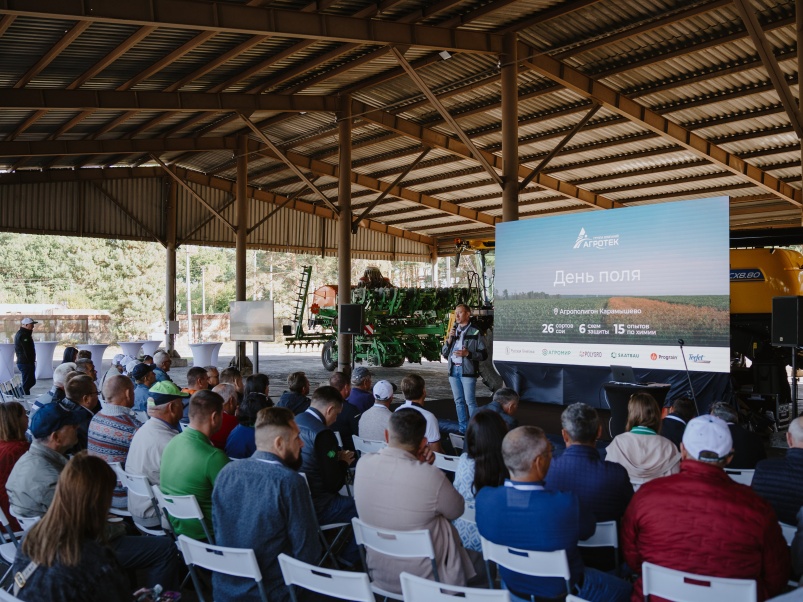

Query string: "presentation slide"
[493, 197, 730, 373]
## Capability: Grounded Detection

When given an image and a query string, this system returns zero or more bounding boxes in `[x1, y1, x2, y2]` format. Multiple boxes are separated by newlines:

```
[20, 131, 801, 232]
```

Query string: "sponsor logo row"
[530, 349, 711, 363]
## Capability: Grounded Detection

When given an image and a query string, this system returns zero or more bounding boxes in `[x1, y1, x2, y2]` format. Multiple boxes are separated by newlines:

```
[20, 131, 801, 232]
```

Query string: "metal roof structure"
[0, 0, 801, 259]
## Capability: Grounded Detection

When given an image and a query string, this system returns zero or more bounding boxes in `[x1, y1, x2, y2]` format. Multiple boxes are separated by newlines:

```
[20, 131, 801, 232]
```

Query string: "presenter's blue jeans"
[449, 364, 477, 433]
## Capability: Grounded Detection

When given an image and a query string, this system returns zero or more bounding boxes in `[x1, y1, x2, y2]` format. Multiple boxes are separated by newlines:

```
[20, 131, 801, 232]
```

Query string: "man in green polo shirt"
[160, 388, 229, 541]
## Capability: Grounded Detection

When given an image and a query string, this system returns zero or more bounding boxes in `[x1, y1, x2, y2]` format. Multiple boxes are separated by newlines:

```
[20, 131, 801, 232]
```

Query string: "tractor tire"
[321, 340, 338, 371]
[381, 356, 406, 368]
[479, 326, 504, 392]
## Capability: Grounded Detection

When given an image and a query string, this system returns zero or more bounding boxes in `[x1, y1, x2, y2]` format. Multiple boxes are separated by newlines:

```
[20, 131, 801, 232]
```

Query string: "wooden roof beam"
[519, 43, 802, 206]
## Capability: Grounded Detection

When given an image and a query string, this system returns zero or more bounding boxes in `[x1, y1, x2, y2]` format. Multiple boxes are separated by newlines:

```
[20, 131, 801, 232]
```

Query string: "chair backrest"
[433, 452, 460, 473]
[352, 517, 439, 581]
[780, 522, 796, 547]
[566, 596, 590, 602]
[120, 470, 155, 499]
[278, 553, 374, 602]
[480, 536, 570, 593]
[724, 469, 755, 486]
[400, 572, 510, 601]
[0, 588, 23, 601]
[449, 433, 465, 453]
[352, 435, 386, 455]
[107, 461, 126, 482]
[13, 515, 40, 532]
[641, 561, 757, 602]
[577, 521, 618, 549]
[152, 485, 212, 542]
[461, 502, 476, 524]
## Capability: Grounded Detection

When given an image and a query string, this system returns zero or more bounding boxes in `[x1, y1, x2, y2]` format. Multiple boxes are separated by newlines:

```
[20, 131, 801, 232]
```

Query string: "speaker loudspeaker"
[772, 296, 803, 347]
[339, 304, 364, 335]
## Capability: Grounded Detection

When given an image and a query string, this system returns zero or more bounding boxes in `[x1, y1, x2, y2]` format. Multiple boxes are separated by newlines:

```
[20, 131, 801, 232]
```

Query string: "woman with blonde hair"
[0, 402, 29, 531]
[605, 392, 680, 488]
[10, 452, 131, 602]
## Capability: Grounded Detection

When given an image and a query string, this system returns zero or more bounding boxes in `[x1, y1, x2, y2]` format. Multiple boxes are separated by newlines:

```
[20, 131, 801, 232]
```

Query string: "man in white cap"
[358, 379, 397, 442]
[622, 414, 789, 601]
[14, 317, 37, 394]
[100, 353, 126, 394]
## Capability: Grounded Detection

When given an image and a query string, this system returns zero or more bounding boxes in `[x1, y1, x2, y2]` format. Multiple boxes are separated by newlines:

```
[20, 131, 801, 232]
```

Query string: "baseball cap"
[682, 415, 733, 462]
[147, 381, 190, 407]
[125, 359, 140, 374]
[131, 363, 155, 381]
[351, 366, 372, 385]
[30, 401, 82, 439]
[373, 380, 397, 401]
[21, 318, 38, 325]
[111, 353, 125, 366]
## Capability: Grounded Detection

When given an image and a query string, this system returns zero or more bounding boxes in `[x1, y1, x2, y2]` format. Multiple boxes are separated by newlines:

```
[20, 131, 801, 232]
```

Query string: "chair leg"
[485, 560, 495, 589]
[287, 583, 299, 602]
[186, 565, 208, 602]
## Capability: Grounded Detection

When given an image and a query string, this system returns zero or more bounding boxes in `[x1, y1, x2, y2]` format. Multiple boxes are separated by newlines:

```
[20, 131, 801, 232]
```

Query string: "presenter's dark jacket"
[441, 325, 487, 378]
[14, 328, 35, 364]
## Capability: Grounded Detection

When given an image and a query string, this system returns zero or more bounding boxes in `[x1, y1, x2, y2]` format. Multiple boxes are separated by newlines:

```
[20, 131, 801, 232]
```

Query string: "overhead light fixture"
[439, 51, 452, 60]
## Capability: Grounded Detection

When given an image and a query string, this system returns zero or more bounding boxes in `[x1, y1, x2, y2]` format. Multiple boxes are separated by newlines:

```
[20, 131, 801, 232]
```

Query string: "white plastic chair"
[400, 572, 511, 601]
[449, 433, 465, 453]
[151, 485, 214, 543]
[0, 589, 22, 601]
[780, 522, 796, 546]
[352, 435, 386, 455]
[642, 561, 757, 601]
[352, 517, 439, 601]
[278, 553, 374, 602]
[177, 535, 267, 602]
[578, 520, 619, 570]
[9, 512, 39, 532]
[433, 452, 460, 473]
[0, 508, 21, 585]
[480, 536, 571, 594]
[105, 461, 133, 518]
[461, 501, 476, 524]
[724, 468, 755, 486]
[566, 596, 590, 602]
[118, 470, 168, 537]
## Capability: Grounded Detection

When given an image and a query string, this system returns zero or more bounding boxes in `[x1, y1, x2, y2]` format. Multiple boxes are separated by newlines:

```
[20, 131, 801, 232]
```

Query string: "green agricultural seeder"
[283, 266, 474, 370]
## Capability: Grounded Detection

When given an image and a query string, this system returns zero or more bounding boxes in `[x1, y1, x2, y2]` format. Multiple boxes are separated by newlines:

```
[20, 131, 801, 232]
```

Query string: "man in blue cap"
[132, 362, 157, 412]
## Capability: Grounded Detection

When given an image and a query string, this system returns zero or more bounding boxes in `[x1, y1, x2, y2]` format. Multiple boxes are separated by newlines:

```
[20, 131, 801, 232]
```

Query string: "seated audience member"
[296, 386, 358, 563]
[209, 383, 239, 450]
[622, 415, 789, 601]
[605, 392, 680, 486]
[74, 358, 98, 383]
[31, 362, 75, 415]
[76, 349, 91, 360]
[710, 400, 766, 469]
[0, 402, 29, 531]
[182, 366, 209, 396]
[476, 426, 630, 602]
[10, 453, 131, 602]
[278, 371, 312, 415]
[219, 367, 244, 402]
[358, 378, 396, 442]
[160, 390, 229, 541]
[753, 415, 803, 525]
[152, 351, 173, 383]
[131, 362, 157, 412]
[64, 374, 100, 451]
[347, 366, 375, 413]
[330, 371, 360, 451]
[124, 359, 140, 379]
[245, 372, 272, 405]
[7, 405, 180, 590]
[126, 382, 188, 529]
[395, 373, 443, 453]
[213, 407, 322, 601]
[225, 392, 273, 459]
[142, 355, 154, 366]
[546, 403, 633, 523]
[660, 396, 697, 450]
[61, 346, 78, 364]
[484, 387, 520, 430]
[355, 408, 480, 594]
[101, 354, 125, 393]
[454, 410, 508, 552]
[87, 375, 141, 509]
[205, 365, 219, 388]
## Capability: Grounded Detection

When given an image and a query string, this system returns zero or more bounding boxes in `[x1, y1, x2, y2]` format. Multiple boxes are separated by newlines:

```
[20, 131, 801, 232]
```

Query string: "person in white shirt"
[395, 373, 443, 453]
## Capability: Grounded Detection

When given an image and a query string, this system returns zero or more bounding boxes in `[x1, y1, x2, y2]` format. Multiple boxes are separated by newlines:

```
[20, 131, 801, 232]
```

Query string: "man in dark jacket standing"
[622, 415, 789, 601]
[442, 304, 487, 434]
[14, 317, 37, 394]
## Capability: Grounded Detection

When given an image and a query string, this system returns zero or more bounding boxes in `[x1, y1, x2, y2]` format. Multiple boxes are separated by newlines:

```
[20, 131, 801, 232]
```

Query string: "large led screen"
[493, 197, 730, 373]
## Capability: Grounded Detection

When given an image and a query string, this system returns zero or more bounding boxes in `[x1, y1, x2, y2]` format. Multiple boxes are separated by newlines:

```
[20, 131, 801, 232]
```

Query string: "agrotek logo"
[573, 227, 620, 250]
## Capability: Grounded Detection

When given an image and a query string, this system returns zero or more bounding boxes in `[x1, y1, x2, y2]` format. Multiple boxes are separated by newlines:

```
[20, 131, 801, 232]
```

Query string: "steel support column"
[337, 95, 353, 375]
[236, 135, 248, 368]
[501, 32, 518, 222]
[165, 180, 177, 355]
